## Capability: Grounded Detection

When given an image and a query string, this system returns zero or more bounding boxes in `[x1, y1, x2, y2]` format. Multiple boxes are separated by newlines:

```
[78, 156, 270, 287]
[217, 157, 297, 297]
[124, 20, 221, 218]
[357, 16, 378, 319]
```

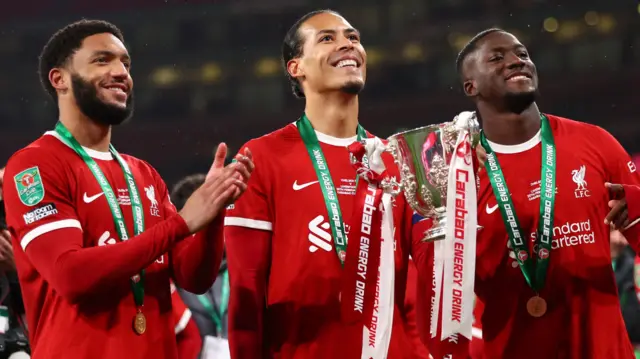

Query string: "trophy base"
[421, 214, 483, 242]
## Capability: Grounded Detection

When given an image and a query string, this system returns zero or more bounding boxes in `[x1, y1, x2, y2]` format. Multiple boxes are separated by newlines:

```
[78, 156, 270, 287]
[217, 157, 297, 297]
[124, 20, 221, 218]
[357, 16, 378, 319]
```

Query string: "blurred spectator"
[610, 230, 640, 357]
[171, 174, 230, 358]
[0, 167, 15, 272]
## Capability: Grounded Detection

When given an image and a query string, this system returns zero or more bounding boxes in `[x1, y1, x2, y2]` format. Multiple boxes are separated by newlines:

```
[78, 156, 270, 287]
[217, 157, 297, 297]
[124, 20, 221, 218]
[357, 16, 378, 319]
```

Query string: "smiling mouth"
[103, 85, 127, 97]
[334, 59, 359, 68]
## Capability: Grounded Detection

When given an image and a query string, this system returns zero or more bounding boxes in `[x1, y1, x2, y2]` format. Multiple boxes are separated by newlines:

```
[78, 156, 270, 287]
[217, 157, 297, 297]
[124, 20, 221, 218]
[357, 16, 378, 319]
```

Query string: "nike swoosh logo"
[293, 180, 319, 191]
[83, 192, 104, 203]
[486, 203, 499, 214]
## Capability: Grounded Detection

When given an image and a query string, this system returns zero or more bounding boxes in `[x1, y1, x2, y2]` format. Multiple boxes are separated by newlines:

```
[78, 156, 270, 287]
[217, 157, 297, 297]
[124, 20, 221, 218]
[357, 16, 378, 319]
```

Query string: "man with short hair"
[224, 9, 427, 359]
[2, 19, 253, 359]
[423, 28, 640, 359]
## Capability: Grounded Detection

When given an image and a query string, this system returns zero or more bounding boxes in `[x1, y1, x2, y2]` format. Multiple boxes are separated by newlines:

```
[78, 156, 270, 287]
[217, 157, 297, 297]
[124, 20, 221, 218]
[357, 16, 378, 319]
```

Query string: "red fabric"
[225, 226, 271, 359]
[172, 282, 202, 359]
[404, 260, 430, 359]
[176, 319, 202, 359]
[2, 134, 222, 359]
[622, 184, 640, 249]
[415, 115, 640, 359]
[224, 124, 417, 359]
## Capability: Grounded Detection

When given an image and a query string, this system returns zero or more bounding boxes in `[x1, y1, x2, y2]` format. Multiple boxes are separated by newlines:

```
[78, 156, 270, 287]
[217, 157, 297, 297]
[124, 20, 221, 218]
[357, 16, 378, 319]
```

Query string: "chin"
[340, 80, 365, 95]
[504, 89, 538, 114]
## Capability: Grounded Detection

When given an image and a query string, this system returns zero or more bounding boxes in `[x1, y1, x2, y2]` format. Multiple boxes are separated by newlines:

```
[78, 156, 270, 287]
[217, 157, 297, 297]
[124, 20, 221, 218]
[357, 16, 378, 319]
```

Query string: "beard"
[504, 89, 538, 114]
[340, 80, 364, 95]
[71, 74, 134, 126]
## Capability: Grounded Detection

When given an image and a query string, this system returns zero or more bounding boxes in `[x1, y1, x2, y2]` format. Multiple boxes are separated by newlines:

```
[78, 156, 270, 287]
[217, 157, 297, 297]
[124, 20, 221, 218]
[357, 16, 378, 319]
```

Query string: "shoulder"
[240, 124, 300, 154]
[548, 114, 613, 139]
[5, 135, 68, 175]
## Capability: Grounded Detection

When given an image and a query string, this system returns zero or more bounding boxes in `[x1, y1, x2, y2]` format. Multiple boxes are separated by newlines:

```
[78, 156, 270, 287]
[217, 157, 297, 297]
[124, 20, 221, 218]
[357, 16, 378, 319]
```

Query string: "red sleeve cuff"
[623, 184, 640, 222]
[170, 213, 191, 239]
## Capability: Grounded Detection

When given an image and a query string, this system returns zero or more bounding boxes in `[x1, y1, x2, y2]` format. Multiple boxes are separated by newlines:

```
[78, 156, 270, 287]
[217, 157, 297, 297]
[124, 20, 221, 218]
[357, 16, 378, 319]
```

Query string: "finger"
[235, 153, 255, 173]
[211, 143, 228, 170]
[605, 201, 626, 225]
[232, 179, 248, 193]
[244, 147, 253, 160]
[231, 162, 252, 182]
[608, 199, 621, 209]
[605, 183, 625, 200]
[614, 210, 629, 230]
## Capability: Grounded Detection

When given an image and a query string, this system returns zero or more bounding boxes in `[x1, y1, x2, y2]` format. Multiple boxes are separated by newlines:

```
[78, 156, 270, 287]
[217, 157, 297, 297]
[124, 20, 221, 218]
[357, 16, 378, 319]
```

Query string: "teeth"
[336, 59, 357, 68]
[508, 75, 529, 81]
[107, 87, 125, 94]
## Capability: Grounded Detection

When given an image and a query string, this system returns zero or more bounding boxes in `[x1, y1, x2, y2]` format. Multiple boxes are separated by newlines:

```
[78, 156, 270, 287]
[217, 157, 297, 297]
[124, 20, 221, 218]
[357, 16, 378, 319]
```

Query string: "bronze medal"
[133, 311, 147, 335]
[526, 296, 547, 317]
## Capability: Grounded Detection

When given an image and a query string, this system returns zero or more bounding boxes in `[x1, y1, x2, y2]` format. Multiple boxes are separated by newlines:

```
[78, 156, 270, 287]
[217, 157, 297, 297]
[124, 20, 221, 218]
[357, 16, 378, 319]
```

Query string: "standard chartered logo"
[507, 219, 595, 267]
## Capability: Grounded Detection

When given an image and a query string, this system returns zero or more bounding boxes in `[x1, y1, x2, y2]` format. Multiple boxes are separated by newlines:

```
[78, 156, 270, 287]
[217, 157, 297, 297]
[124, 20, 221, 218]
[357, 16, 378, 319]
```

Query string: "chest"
[476, 144, 611, 278]
[69, 160, 168, 265]
[268, 143, 407, 270]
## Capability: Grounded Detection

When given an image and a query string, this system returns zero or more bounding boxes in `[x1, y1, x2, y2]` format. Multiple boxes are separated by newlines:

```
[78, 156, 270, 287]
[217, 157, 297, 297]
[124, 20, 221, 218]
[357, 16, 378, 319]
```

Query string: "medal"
[526, 296, 547, 317]
[133, 311, 147, 335]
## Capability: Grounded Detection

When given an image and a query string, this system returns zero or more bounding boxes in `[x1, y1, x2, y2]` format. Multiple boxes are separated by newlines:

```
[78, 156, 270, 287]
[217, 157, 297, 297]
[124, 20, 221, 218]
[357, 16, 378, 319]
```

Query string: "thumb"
[212, 143, 228, 170]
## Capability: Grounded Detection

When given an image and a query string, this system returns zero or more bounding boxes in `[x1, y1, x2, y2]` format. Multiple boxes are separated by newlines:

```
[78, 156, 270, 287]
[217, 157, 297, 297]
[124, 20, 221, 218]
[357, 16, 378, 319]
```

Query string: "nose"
[336, 34, 354, 51]
[110, 61, 129, 79]
[505, 52, 526, 70]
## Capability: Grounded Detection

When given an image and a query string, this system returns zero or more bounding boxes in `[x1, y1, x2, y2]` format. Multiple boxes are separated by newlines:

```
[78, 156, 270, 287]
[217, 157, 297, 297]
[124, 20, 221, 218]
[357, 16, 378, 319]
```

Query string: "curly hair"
[38, 19, 124, 100]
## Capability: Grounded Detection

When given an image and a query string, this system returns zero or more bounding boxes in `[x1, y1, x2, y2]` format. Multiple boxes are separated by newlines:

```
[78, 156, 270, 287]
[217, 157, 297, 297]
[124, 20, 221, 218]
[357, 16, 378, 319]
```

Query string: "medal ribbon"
[196, 269, 230, 335]
[296, 114, 367, 265]
[343, 138, 395, 359]
[54, 122, 146, 309]
[480, 115, 556, 293]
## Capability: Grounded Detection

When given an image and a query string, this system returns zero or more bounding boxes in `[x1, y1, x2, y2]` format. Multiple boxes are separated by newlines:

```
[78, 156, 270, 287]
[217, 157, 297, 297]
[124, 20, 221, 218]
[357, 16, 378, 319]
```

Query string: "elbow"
[54, 280, 90, 305]
[176, 271, 218, 295]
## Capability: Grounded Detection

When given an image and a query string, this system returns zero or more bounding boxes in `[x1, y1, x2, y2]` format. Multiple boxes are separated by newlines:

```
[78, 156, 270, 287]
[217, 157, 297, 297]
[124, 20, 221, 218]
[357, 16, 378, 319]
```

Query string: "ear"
[287, 58, 304, 81]
[49, 68, 69, 94]
[463, 79, 477, 97]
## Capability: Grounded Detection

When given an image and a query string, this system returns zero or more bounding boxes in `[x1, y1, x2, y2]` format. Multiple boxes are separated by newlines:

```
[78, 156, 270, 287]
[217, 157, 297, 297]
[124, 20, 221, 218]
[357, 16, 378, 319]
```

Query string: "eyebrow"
[91, 50, 131, 61]
[316, 28, 360, 37]
[489, 44, 526, 52]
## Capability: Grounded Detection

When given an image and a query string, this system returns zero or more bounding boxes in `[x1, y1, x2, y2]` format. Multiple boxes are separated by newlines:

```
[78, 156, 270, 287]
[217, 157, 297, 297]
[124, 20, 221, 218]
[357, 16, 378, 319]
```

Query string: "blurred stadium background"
[0, 0, 637, 185]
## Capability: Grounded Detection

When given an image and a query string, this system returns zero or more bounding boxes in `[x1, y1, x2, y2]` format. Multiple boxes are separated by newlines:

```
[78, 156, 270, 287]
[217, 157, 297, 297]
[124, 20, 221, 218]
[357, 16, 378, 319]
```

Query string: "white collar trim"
[486, 129, 541, 154]
[45, 131, 114, 161]
[292, 122, 359, 147]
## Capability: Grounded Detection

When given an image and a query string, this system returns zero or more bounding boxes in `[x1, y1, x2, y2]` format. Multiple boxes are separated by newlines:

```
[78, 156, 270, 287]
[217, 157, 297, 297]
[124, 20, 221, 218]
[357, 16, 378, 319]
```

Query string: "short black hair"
[455, 28, 505, 81]
[38, 19, 124, 100]
[281, 9, 340, 98]
[170, 174, 206, 211]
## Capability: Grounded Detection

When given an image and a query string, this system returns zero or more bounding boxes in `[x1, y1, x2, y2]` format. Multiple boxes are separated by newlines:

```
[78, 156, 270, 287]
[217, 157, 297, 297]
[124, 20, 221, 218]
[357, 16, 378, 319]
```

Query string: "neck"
[304, 91, 359, 138]
[478, 102, 541, 145]
[58, 99, 111, 152]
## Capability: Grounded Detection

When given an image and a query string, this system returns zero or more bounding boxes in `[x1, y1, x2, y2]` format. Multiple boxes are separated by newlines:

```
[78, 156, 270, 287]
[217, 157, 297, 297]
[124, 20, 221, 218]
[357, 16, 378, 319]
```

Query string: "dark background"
[0, 0, 637, 186]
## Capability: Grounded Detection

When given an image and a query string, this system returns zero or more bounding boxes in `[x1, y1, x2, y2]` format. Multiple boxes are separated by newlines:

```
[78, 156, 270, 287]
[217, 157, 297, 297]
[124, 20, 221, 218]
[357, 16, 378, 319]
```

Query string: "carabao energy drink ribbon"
[342, 138, 395, 359]
[431, 114, 478, 341]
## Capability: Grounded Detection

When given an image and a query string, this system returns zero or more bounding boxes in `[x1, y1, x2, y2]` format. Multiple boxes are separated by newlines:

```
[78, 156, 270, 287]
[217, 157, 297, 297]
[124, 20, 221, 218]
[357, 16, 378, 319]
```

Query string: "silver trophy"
[387, 112, 481, 242]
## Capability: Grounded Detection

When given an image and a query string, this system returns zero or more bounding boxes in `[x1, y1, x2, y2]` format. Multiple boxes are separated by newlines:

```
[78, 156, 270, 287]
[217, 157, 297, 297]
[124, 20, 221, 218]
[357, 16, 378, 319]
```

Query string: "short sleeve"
[600, 128, 640, 186]
[224, 141, 272, 231]
[3, 148, 81, 251]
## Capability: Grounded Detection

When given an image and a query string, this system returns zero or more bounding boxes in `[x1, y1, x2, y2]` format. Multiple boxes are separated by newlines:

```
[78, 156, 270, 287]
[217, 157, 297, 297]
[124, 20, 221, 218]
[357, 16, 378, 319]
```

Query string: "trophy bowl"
[387, 113, 481, 242]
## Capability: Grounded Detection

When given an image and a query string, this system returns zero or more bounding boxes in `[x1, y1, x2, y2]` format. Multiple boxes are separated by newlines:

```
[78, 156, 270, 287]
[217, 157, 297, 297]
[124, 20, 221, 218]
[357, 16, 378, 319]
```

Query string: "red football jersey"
[423, 115, 640, 359]
[225, 124, 418, 358]
[3, 132, 183, 358]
